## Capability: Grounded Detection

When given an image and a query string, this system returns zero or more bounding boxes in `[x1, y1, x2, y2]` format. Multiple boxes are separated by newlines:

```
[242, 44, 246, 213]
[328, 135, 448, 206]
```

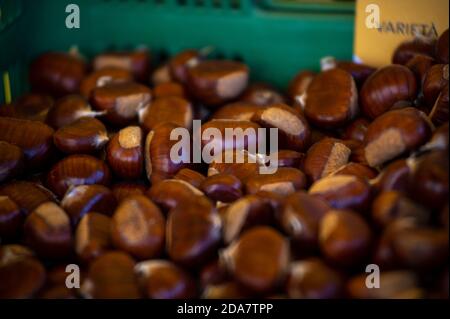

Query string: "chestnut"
[81, 251, 141, 298]
[331, 162, 378, 180]
[107, 126, 144, 180]
[251, 103, 310, 151]
[287, 70, 315, 102]
[152, 64, 172, 85]
[269, 150, 304, 169]
[111, 195, 165, 260]
[342, 118, 370, 143]
[279, 191, 330, 254]
[186, 60, 249, 106]
[222, 195, 273, 243]
[46, 94, 106, 130]
[303, 138, 351, 182]
[392, 37, 435, 65]
[371, 158, 411, 194]
[286, 258, 344, 299]
[0, 141, 24, 183]
[221, 226, 289, 293]
[174, 168, 206, 189]
[46, 154, 112, 198]
[304, 68, 358, 128]
[0, 93, 54, 122]
[239, 83, 285, 106]
[90, 81, 151, 126]
[53, 117, 109, 154]
[422, 64, 448, 107]
[153, 82, 185, 99]
[245, 167, 307, 196]
[80, 67, 133, 98]
[0, 117, 55, 170]
[0, 181, 57, 215]
[363, 107, 432, 167]
[429, 82, 448, 126]
[135, 260, 197, 299]
[405, 54, 436, 85]
[202, 281, 253, 299]
[24, 202, 73, 259]
[318, 209, 372, 267]
[92, 49, 151, 82]
[371, 191, 429, 228]
[29, 52, 87, 97]
[211, 102, 264, 121]
[0, 196, 23, 238]
[111, 182, 147, 203]
[199, 259, 229, 289]
[201, 173, 243, 203]
[166, 196, 221, 267]
[435, 29, 449, 64]
[75, 212, 112, 263]
[139, 96, 193, 131]
[335, 61, 376, 88]
[361, 65, 418, 119]
[168, 49, 201, 84]
[60, 184, 117, 225]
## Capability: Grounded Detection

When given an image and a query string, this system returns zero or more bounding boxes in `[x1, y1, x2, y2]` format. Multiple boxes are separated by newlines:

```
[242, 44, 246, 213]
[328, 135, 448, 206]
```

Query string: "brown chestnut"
[287, 70, 315, 102]
[435, 29, 449, 64]
[0, 196, 23, 238]
[201, 173, 243, 203]
[80, 67, 133, 98]
[245, 167, 307, 196]
[0, 141, 24, 183]
[331, 162, 378, 180]
[422, 64, 448, 107]
[239, 83, 285, 106]
[168, 49, 201, 84]
[429, 82, 448, 126]
[342, 118, 370, 143]
[153, 82, 185, 99]
[174, 168, 206, 189]
[211, 102, 264, 121]
[0, 93, 54, 122]
[111, 182, 147, 203]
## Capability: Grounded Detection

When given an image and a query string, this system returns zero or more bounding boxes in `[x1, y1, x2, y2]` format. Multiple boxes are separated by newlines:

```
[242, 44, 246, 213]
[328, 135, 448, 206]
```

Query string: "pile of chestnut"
[0, 28, 448, 299]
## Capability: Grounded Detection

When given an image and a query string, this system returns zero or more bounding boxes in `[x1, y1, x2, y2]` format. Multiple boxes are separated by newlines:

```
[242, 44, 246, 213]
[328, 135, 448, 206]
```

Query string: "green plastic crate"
[0, 0, 355, 103]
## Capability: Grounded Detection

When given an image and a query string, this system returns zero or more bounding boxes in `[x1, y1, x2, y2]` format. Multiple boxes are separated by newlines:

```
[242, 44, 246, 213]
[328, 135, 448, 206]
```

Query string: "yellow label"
[354, 0, 449, 67]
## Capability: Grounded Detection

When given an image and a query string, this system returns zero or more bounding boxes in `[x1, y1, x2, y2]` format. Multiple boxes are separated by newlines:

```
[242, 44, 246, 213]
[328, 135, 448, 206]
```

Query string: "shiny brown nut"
[0, 141, 24, 183]
[153, 82, 185, 99]
[24, 202, 73, 259]
[0, 117, 54, 170]
[208, 150, 265, 184]
[360, 65, 417, 119]
[392, 36, 435, 65]
[80, 67, 133, 98]
[405, 54, 436, 85]
[221, 226, 289, 293]
[199, 259, 229, 289]
[139, 96, 193, 131]
[81, 251, 141, 298]
[435, 29, 449, 64]
[168, 49, 201, 84]
[186, 60, 249, 106]
[53, 117, 109, 154]
[304, 68, 358, 128]
[319, 209, 372, 267]
[309, 175, 371, 212]
[371, 159, 411, 194]
[90, 81, 151, 126]
[202, 281, 253, 299]
[93, 49, 151, 82]
[303, 138, 351, 182]
[111, 195, 165, 260]
[111, 182, 147, 203]
[144, 123, 190, 184]
[245, 167, 307, 196]
[279, 191, 330, 253]
[422, 64, 448, 107]
[286, 258, 344, 299]
[166, 197, 221, 267]
[0, 196, 23, 238]
[239, 83, 285, 106]
[29, 52, 87, 97]
[46, 94, 106, 130]
[107, 126, 144, 179]
[269, 150, 304, 169]
[46, 154, 112, 198]
[200, 119, 260, 154]
[0, 245, 35, 267]
[61, 184, 117, 225]
[331, 162, 378, 180]
[363, 107, 431, 167]
[342, 118, 370, 143]
[288, 70, 315, 102]
[174, 168, 206, 189]
[135, 260, 196, 299]
[0, 181, 57, 215]
[0, 257, 46, 298]
[347, 270, 423, 299]
[211, 102, 264, 121]
[152, 64, 172, 85]
[147, 179, 204, 213]
[0, 93, 53, 122]
[75, 212, 112, 263]
[409, 150, 449, 210]
[201, 173, 243, 203]
[222, 195, 273, 244]
[421, 122, 449, 153]
[371, 191, 429, 228]
[335, 61, 376, 88]
[252, 103, 310, 151]
[391, 227, 448, 269]
[429, 82, 449, 126]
